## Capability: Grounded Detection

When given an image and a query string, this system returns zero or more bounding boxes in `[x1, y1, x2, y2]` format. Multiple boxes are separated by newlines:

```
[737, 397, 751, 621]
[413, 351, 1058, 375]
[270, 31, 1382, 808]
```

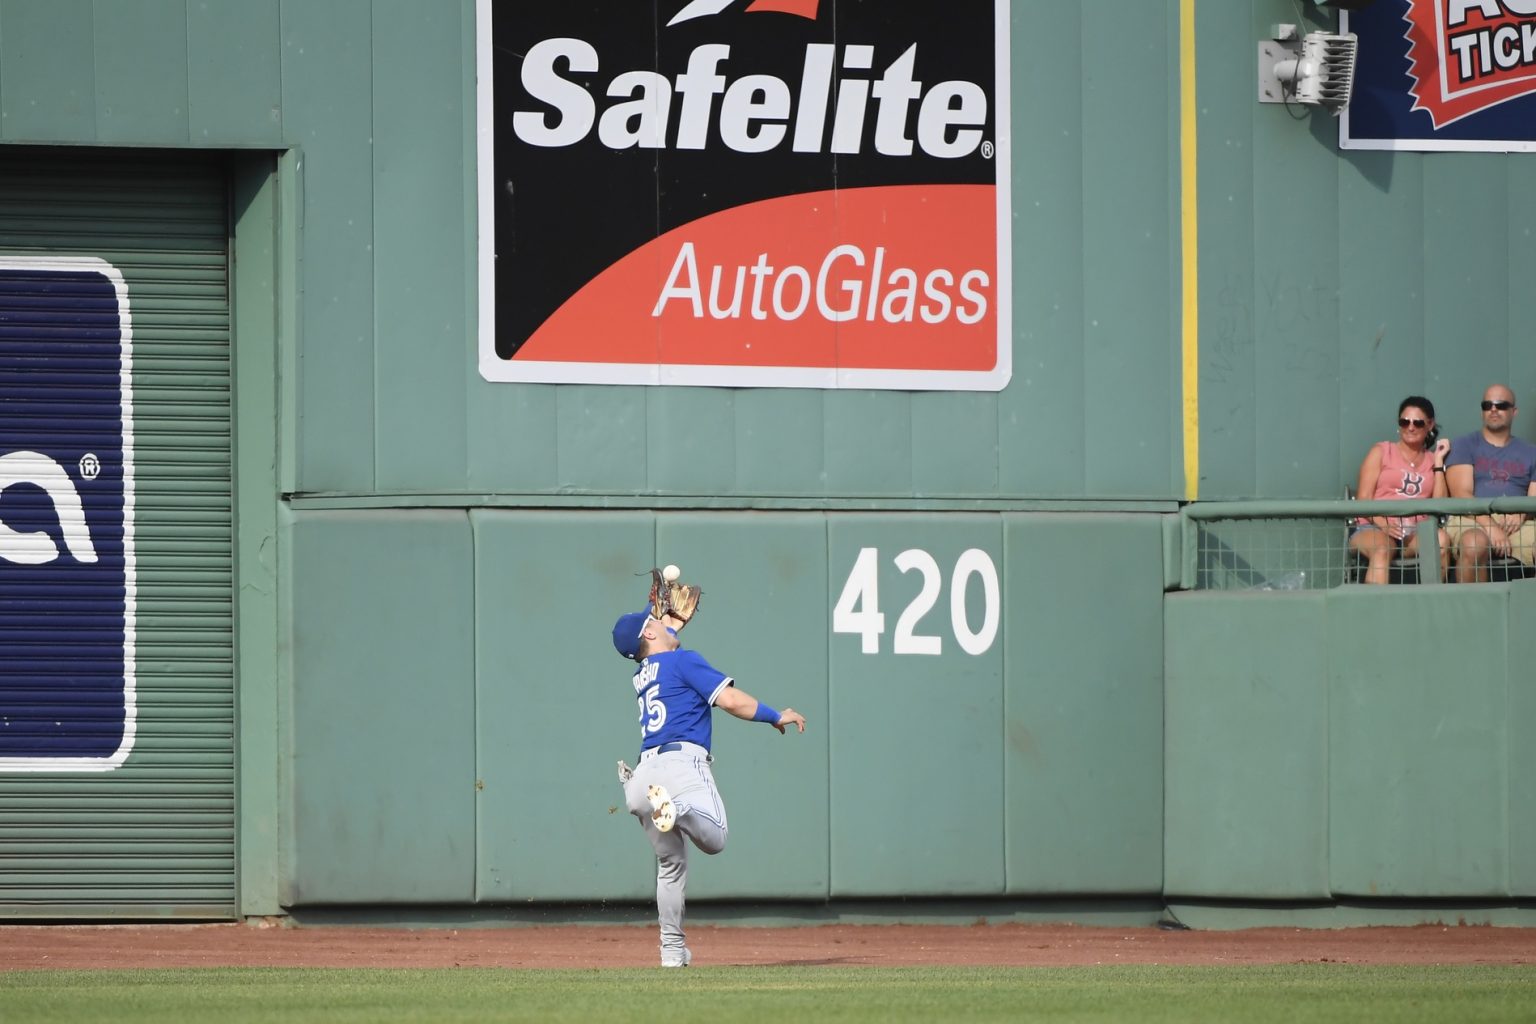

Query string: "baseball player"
[612, 570, 806, 968]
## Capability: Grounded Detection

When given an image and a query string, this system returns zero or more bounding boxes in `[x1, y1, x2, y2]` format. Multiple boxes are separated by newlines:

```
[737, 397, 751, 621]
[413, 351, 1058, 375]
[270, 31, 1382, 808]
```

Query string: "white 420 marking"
[833, 547, 1000, 656]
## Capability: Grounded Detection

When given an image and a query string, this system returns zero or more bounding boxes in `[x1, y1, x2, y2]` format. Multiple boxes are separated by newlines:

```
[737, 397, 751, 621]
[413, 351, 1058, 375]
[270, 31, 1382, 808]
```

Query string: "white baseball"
[662, 564, 680, 582]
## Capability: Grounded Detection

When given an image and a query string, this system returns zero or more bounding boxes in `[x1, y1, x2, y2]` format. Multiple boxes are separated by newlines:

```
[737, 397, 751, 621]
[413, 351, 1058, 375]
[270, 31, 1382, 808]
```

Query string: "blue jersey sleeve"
[676, 649, 732, 706]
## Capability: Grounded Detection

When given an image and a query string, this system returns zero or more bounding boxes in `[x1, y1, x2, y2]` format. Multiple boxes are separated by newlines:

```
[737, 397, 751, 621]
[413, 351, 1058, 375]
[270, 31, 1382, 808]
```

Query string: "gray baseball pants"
[624, 741, 728, 961]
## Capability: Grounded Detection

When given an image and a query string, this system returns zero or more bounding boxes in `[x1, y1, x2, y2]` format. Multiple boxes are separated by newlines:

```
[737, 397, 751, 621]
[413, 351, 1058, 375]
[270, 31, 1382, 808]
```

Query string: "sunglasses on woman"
[1398, 418, 1426, 428]
[1481, 400, 1514, 411]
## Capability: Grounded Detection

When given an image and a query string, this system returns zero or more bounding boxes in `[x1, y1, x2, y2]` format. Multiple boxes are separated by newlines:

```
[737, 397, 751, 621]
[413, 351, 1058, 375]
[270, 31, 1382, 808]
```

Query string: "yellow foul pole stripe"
[1179, 0, 1199, 500]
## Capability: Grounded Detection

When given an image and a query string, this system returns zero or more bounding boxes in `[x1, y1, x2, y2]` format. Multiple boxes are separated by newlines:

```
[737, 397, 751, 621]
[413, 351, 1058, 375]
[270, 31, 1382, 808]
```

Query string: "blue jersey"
[632, 648, 732, 754]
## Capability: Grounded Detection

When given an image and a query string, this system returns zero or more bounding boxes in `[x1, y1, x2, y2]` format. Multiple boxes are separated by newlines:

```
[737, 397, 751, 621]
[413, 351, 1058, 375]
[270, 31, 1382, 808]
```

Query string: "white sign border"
[475, 0, 1012, 390]
[0, 256, 137, 774]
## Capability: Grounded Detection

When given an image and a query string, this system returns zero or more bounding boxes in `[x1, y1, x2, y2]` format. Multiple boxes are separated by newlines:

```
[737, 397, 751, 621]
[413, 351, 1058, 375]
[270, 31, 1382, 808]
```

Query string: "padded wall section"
[1164, 592, 1330, 899]
[472, 512, 655, 902]
[1004, 515, 1165, 894]
[1164, 582, 1524, 903]
[1509, 583, 1536, 898]
[827, 516, 1005, 896]
[287, 512, 476, 904]
[654, 515, 831, 900]
[1327, 587, 1508, 898]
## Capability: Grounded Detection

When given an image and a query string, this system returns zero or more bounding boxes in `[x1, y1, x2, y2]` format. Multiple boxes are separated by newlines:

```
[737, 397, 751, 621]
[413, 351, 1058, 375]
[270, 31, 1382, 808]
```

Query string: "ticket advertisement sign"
[477, 0, 1011, 389]
[1342, 1, 1536, 150]
[0, 259, 136, 772]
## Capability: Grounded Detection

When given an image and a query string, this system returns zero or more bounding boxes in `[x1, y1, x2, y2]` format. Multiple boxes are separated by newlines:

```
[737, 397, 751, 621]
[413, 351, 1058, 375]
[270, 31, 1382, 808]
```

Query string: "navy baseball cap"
[612, 609, 650, 660]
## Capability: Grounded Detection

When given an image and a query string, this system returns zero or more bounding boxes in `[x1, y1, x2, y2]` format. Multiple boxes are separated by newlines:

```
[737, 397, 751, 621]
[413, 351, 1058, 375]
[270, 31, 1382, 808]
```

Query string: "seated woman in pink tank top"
[1349, 395, 1451, 583]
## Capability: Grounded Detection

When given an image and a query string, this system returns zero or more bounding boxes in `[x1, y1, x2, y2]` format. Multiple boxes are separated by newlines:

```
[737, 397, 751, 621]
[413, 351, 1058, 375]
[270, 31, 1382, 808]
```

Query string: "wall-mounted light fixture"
[1258, 24, 1359, 114]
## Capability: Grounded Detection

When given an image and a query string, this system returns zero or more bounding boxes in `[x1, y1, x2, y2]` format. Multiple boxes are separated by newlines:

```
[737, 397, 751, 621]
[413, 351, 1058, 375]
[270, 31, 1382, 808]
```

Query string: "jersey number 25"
[639, 684, 667, 736]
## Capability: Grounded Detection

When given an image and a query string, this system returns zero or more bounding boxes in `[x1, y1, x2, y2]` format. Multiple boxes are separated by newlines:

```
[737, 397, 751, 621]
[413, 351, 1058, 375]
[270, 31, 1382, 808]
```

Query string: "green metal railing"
[1179, 498, 1536, 591]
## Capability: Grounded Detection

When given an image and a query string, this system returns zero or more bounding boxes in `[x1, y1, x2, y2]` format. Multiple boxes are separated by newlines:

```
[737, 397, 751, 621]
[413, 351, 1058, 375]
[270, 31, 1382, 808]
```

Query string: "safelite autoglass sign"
[476, 0, 1011, 389]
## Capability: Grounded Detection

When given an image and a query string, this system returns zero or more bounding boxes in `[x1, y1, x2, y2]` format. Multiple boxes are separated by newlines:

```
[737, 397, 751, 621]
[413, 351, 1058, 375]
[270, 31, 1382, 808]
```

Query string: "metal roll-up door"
[0, 150, 234, 918]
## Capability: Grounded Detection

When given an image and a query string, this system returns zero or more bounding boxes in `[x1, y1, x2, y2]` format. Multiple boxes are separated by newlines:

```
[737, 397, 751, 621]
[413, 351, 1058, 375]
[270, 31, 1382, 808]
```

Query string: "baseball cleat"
[646, 784, 676, 832]
[616, 760, 633, 784]
[661, 946, 692, 968]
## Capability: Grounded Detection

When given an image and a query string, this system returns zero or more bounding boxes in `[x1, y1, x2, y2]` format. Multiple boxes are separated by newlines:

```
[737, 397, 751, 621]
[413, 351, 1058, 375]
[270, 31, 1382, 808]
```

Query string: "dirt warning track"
[1, 922, 1533, 970]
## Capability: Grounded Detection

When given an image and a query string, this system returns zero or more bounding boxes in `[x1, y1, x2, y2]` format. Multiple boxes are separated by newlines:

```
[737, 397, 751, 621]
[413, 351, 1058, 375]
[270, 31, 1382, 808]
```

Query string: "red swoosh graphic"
[746, 0, 820, 18]
[512, 185, 997, 372]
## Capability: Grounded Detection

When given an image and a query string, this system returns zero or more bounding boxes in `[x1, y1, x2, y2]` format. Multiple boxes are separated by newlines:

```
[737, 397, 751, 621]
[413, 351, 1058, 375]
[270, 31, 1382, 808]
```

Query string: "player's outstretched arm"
[715, 685, 806, 734]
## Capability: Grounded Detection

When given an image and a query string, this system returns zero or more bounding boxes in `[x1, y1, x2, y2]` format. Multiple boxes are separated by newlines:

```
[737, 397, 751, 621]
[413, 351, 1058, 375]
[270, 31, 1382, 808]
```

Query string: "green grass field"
[3, 965, 1534, 1024]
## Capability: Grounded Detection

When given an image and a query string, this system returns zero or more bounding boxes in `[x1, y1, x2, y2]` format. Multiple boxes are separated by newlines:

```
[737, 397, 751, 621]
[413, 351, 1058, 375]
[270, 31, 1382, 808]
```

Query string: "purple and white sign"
[0, 259, 136, 772]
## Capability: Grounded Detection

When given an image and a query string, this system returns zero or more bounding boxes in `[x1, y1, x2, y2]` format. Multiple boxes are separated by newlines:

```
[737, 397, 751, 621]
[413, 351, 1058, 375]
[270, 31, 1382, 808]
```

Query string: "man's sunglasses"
[1482, 400, 1515, 411]
[1398, 418, 1427, 428]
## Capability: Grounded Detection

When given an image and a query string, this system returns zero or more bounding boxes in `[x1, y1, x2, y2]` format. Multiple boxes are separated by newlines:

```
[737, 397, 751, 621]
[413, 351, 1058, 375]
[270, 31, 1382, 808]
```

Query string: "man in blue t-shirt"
[611, 606, 806, 968]
[1446, 383, 1536, 582]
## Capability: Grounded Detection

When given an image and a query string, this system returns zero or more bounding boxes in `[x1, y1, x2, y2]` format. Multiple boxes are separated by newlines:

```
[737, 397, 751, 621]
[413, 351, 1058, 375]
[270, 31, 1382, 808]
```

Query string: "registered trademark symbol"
[980, 140, 995, 159]
[79, 453, 100, 481]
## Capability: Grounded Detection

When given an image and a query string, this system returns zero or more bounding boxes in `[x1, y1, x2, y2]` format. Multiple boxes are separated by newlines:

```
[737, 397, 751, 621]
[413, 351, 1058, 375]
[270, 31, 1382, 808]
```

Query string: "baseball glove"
[649, 568, 702, 626]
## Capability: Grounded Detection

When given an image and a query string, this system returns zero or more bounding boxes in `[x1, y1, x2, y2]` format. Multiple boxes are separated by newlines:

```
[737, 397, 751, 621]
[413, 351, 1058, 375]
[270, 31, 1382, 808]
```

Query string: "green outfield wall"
[0, 0, 1532, 925]
[283, 510, 1168, 905]
[1167, 585, 1536, 902]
